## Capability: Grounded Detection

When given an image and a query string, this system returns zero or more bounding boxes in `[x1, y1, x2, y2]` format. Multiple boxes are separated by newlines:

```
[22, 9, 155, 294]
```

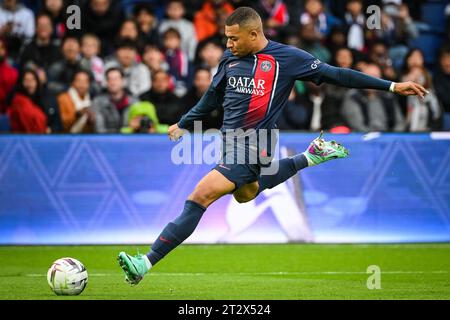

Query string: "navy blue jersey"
[213, 40, 326, 130]
[178, 40, 391, 131]
[179, 41, 326, 130]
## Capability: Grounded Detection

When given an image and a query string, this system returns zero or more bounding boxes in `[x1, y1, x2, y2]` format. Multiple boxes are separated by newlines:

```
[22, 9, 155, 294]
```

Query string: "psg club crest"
[261, 60, 272, 72]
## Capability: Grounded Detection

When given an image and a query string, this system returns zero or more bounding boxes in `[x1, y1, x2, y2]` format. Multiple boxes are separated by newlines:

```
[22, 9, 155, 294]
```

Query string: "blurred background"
[0, 0, 449, 245]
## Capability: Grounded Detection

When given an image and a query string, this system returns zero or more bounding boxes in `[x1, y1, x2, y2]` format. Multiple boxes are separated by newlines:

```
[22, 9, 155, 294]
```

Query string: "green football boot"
[303, 131, 349, 166]
[117, 251, 150, 286]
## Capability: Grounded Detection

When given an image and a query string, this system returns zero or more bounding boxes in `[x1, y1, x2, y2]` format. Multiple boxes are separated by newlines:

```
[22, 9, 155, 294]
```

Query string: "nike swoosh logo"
[219, 164, 231, 170]
[229, 62, 240, 68]
[159, 236, 172, 244]
[321, 150, 335, 156]
[126, 254, 138, 272]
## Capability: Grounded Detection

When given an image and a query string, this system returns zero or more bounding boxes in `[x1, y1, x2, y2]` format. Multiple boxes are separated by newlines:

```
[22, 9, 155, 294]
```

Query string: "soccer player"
[118, 7, 428, 285]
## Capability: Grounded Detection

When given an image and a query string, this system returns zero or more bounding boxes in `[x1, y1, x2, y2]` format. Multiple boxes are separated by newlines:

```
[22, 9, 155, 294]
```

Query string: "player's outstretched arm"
[319, 65, 428, 98]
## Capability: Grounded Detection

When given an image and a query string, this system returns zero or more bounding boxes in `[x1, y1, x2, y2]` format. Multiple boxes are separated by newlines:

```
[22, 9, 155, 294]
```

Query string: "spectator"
[196, 39, 224, 78]
[402, 49, 442, 131]
[41, 0, 66, 40]
[82, 0, 124, 56]
[142, 44, 169, 74]
[162, 27, 192, 97]
[7, 69, 48, 133]
[300, 0, 341, 40]
[80, 33, 104, 89]
[121, 101, 168, 134]
[159, 0, 197, 61]
[299, 21, 331, 63]
[47, 36, 87, 97]
[117, 18, 145, 54]
[283, 0, 302, 30]
[402, 67, 442, 132]
[194, 0, 234, 42]
[343, 0, 365, 52]
[18, 13, 61, 77]
[378, 0, 418, 69]
[380, 1, 418, 45]
[368, 40, 397, 81]
[182, 67, 223, 130]
[92, 67, 137, 133]
[320, 83, 351, 132]
[401, 48, 425, 72]
[277, 88, 308, 130]
[133, 3, 160, 46]
[326, 25, 348, 55]
[0, 0, 35, 60]
[320, 47, 354, 130]
[57, 70, 95, 133]
[278, 82, 347, 131]
[104, 39, 151, 97]
[434, 45, 450, 114]
[254, 0, 289, 40]
[0, 37, 18, 113]
[140, 70, 182, 125]
[341, 63, 405, 132]
[332, 46, 353, 69]
[283, 30, 300, 46]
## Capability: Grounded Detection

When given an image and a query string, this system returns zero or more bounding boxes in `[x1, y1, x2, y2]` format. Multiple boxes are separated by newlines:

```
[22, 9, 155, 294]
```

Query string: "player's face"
[225, 24, 253, 57]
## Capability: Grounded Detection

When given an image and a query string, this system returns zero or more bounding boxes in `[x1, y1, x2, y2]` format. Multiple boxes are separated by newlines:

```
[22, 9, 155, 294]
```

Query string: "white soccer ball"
[47, 257, 88, 296]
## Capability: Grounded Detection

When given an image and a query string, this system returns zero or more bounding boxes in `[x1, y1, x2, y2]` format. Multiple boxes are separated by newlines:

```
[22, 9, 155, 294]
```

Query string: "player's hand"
[168, 123, 185, 141]
[393, 81, 429, 99]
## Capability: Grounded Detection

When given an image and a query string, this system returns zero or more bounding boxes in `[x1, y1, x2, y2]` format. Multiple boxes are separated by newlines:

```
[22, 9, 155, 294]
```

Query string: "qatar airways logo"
[228, 77, 266, 96]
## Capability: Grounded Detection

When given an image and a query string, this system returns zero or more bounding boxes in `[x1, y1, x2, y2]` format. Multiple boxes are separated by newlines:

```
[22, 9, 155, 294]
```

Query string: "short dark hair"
[167, 0, 184, 6]
[71, 69, 92, 84]
[151, 69, 169, 81]
[225, 7, 261, 27]
[61, 35, 80, 47]
[143, 44, 161, 53]
[163, 27, 181, 39]
[105, 67, 124, 79]
[115, 38, 137, 51]
[36, 12, 53, 25]
[195, 66, 211, 75]
[132, 3, 154, 17]
[438, 43, 450, 59]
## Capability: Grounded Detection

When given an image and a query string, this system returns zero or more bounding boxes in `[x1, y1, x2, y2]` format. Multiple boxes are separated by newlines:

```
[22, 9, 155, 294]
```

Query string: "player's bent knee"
[233, 183, 259, 204]
[233, 194, 254, 203]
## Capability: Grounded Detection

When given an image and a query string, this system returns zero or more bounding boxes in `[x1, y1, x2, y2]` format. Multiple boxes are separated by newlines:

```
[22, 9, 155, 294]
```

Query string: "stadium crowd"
[0, 0, 449, 134]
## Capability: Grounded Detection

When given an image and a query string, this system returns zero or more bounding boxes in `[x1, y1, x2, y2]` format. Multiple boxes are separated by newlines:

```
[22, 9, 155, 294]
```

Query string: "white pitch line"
[25, 270, 450, 277]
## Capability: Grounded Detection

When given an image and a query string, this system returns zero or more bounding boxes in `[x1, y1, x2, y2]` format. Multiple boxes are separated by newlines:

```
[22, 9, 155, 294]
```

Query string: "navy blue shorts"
[214, 162, 261, 190]
[213, 129, 278, 190]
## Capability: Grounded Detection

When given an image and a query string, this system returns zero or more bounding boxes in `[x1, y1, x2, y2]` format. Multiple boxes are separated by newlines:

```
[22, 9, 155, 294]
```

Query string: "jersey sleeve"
[288, 47, 327, 84]
[211, 50, 232, 89]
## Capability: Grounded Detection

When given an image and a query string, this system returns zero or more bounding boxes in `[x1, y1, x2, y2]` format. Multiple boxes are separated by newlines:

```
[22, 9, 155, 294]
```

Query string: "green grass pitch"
[1, 244, 449, 300]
